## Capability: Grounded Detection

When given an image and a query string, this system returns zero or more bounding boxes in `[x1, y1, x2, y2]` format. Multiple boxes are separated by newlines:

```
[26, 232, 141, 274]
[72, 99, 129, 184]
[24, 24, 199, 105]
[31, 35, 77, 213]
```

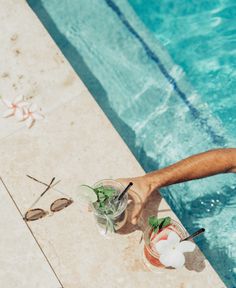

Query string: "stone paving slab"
[0, 179, 62, 288]
[0, 0, 226, 287]
[0, 96, 225, 288]
[0, 0, 86, 140]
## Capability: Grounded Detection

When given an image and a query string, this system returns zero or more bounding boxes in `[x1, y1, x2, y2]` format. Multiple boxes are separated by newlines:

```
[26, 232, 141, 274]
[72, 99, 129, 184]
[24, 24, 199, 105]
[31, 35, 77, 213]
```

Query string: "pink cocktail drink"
[143, 220, 187, 271]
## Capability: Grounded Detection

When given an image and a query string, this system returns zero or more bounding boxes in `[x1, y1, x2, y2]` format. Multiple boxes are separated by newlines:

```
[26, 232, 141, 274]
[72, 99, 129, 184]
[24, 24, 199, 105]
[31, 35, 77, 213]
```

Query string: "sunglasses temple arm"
[27, 175, 47, 186]
[27, 175, 61, 190]
[40, 177, 55, 197]
[27, 174, 69, 198]
[27, 175, 69, 198]
[28, 195, 43, 210]
[27, 178, 59, 210]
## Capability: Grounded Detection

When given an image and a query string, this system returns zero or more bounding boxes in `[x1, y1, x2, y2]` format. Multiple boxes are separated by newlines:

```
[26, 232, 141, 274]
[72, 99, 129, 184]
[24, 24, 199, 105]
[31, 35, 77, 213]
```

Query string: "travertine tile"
[0, 95, 225, 288]
[0, 0, 86, 140]
[0, 0, 226, 287]
[0, 180, 62, 288]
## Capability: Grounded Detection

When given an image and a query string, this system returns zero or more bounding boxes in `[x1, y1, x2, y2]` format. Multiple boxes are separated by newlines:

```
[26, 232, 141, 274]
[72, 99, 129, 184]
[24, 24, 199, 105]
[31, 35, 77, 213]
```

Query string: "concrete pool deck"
[0, 1, 225, 287]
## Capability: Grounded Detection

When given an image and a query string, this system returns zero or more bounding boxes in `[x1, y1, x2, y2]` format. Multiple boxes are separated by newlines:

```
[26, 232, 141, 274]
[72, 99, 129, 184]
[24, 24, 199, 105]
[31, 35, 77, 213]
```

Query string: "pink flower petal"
[25, 116, 34, 128]
[159, 250, 185, 269]
[2, 99, 13, 108]
[2, 109, 14, 118]
[178, 241, 195, 253]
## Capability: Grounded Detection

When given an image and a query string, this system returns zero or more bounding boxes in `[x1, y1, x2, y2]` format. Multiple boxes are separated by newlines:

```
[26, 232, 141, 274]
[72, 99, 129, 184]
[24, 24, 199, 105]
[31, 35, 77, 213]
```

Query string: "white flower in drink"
[2, 96, 28, 120]
[23, 103, 44, 128]
[155, 231, 196, 269]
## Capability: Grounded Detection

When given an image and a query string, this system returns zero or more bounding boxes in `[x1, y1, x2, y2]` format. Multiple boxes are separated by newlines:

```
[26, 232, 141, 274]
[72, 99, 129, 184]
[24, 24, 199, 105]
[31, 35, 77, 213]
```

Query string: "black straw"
[181, 228, 205, 242]
[117, 182, 133, 201]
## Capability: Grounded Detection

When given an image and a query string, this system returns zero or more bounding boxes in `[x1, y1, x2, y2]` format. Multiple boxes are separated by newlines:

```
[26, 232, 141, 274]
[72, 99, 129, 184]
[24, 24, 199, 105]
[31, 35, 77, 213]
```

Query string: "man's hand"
[116, 176, 154, 225]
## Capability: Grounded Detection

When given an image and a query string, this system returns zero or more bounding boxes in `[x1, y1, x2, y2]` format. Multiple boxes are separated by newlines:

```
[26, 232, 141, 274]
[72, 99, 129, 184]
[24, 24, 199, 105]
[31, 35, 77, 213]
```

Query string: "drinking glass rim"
[93, 179, 125, 189]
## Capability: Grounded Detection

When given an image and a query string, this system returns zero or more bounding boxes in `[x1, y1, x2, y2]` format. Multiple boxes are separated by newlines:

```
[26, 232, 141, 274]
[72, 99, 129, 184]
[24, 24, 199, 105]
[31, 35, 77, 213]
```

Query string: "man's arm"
[146, 148, 236, 191]
[117, 148, 236, 224]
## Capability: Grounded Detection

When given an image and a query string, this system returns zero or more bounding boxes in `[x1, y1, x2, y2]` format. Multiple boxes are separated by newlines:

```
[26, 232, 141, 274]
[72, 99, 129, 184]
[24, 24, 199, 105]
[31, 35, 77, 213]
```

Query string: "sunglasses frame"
[24, 176, 73, 222]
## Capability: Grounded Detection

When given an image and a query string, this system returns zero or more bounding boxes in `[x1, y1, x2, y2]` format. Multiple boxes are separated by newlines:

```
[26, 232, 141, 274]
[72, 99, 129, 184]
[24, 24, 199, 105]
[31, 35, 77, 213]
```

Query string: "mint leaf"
[148, 216, 159, 227]
[159, 217, 171, 230]
[98, 192, 106, 202]
[148, 216, 171, 234]
[95, 186, 116, 197]
[93, 185, 122, 220]
[103, 188, 115, 197]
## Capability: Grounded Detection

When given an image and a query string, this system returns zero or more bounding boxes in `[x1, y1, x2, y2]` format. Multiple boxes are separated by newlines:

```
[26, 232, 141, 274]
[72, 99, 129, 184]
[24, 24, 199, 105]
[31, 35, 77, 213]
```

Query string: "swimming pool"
[129, 0, 236, 141]
[27, 0, 236, 286]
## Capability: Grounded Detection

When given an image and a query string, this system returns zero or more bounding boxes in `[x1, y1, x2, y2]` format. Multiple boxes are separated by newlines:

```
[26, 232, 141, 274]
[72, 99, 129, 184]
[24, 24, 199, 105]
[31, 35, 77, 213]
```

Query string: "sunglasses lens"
[50, 198, 73, 212]
[24, 209, 47, 221]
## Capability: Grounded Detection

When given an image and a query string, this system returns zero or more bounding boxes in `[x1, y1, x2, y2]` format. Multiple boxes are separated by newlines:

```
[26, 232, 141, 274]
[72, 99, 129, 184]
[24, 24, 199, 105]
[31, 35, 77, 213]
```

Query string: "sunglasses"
[24, 175, 73, 221]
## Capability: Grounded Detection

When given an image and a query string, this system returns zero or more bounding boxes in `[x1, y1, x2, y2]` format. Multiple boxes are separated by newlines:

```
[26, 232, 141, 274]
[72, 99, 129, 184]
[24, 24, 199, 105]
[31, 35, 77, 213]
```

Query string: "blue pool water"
[28, 0, 236, 286]
[129, 0, 236, 141]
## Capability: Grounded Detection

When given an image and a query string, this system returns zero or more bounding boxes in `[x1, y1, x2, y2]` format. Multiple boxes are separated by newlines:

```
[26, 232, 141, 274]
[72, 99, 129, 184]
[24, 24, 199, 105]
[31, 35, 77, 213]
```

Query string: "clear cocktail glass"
[92, 179, 128, 236]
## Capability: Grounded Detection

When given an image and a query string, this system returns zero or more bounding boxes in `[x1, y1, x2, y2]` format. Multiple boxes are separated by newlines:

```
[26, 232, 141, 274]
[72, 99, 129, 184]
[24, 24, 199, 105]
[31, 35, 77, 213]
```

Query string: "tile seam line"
[0, 177, 64, 288]
[104, 0, 225, 145]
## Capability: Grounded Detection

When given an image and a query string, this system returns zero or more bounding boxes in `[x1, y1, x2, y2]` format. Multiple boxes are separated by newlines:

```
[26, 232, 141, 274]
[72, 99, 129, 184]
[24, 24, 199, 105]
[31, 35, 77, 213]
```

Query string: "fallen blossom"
[23, 103, 44, 128]
[2, 96, 28, 120]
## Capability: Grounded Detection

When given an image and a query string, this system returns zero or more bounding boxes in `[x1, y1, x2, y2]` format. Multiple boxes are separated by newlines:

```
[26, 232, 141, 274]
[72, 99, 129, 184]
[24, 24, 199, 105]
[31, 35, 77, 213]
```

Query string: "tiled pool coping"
[0, 1, 226, 287]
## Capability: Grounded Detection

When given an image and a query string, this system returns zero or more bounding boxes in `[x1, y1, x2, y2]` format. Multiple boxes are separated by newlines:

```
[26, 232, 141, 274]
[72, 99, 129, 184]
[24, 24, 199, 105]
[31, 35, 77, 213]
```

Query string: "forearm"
[145, 148, 236, 190]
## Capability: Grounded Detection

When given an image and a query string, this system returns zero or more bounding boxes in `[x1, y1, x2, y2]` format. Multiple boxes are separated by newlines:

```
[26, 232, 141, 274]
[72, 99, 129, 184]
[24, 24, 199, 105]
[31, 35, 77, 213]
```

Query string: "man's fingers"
[131, 217, 138, 225]
[116, 178, 145, 226]
[130, 199, 144, 225]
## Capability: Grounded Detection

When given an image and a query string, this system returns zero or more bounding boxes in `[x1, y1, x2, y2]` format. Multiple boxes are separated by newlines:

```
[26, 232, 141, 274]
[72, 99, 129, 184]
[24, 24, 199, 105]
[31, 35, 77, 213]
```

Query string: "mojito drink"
[92, 179, 128, 234]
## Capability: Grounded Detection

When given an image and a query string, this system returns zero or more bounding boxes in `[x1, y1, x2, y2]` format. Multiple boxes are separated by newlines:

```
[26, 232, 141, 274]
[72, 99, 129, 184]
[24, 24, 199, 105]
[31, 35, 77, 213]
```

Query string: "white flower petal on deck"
[15, 108, 25, 121]
[32, 112, 44, 120]
[178, 241, 196, 253]
[29, 103, 38, 112]
[22, 106, 29, 116]
[2, 109, 14, 118]
[18, 101, 29, 108]
[160, 250, 185, 269]
[2, 99, 13, 108]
